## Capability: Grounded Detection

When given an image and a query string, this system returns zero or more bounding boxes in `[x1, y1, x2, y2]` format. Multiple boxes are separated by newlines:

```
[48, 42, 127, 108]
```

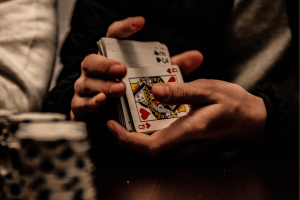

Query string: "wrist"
[246, 93, 267, 141]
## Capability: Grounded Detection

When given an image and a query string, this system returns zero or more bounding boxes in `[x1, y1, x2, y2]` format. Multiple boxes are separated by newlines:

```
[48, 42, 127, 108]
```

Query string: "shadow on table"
[86, 116, 299, 200]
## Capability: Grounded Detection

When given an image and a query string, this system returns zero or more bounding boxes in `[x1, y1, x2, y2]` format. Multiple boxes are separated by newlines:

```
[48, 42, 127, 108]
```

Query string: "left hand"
[107, 79, 267, 156]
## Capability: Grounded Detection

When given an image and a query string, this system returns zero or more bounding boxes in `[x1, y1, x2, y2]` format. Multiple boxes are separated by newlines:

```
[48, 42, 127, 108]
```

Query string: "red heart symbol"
[146, 123, 151, 129]
[168, 76, 176, 82]
[167, 68, 171, 74]
[140, 108, 150, 120]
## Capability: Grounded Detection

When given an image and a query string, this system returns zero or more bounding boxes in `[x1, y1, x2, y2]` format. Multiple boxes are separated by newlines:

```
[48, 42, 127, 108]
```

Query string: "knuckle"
[171, 84, 188, 101]
[81, 55, 93, 74]
[75, 75, 93, 95]
[227, 85, 246, 110]
[232, 83, 244, 93]
[74, 77, 83, 93]
[196, 79, 216, 99]
[185, 120, 206, 138]
[179, 87, 189, 101]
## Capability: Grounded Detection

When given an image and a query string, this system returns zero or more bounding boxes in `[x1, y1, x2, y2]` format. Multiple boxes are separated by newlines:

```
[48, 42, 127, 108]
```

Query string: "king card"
[123, 65, 189, 133]
[98, 37, 172, 131]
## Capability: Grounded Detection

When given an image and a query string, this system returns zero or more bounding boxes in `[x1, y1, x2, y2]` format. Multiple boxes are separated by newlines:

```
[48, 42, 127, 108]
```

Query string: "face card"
[123, 65, 189, 133]
[100, 37, 171, 68]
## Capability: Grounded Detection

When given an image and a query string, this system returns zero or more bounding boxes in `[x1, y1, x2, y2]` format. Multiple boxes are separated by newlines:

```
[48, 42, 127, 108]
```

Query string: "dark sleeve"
[253, 1, 299, 156]
[41, 0, 121, 117]
[41, 73, 79, 119]
[252, 83, 299, 156]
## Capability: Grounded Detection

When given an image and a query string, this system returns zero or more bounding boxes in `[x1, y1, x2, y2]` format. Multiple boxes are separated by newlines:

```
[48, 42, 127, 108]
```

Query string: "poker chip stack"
[0, 109, 18, 200]
[3, 113, 66, 200]
[15, 121, 96, 200]
[7, 112, 67, 134]
[0, 109, 17, 147]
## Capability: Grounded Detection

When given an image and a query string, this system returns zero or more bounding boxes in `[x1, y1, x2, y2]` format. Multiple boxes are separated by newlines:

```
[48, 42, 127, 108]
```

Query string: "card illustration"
[129, 75, 187, 122]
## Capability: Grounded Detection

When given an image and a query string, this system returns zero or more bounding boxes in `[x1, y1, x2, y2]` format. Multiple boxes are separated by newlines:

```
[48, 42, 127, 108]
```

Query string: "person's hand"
[107, 79, 267, 156]
[70, 16, 202, 121]
[70, 16, 146, 121]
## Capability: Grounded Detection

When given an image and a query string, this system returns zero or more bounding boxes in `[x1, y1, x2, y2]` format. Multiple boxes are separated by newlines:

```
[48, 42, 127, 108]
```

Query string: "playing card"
[100, 37, 171, 67]
[96, 40, 105, 56]
[119, 96, 133, 130]
[116, 97, 133, 131]
[123, 65, 189, 133]
[97, 38, 180, 133]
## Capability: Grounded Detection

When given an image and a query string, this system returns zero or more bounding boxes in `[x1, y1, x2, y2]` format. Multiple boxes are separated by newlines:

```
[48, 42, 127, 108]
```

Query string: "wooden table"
[89, 133, 299, 200]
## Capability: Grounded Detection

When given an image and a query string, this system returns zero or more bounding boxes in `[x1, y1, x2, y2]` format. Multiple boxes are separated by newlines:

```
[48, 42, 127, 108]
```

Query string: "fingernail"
[109, 64, 120, 75]
[131, 17, 144, 27]
[155, 84, 169, 99]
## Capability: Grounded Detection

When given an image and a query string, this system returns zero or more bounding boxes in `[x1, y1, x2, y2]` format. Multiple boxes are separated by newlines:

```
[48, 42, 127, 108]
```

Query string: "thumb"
[152, 80, 217, 105]
[171, 50, 203, 77]
[106, 16, 145, 39]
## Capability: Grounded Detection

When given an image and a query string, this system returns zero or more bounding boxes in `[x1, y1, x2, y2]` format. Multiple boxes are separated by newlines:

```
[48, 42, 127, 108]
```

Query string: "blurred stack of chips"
[0, 109, 18, 200]
[16, 121, 96, 200]
[0, 109, 17, 147]
[3, 112, 66, 199]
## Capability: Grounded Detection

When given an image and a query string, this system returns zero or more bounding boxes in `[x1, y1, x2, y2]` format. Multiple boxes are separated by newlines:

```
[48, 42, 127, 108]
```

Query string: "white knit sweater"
[0, 0, 57, 111]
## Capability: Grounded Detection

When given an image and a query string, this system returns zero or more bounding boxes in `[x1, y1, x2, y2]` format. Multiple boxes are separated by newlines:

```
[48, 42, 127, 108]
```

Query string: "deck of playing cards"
[97, 38, 189, 134]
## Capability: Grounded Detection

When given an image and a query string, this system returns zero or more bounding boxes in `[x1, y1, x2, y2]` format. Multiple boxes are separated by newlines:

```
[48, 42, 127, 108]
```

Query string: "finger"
[107, 120, 157, 156]
[152, 79, 221, 105]
[82, 54, 127, 79]
[106, 16, 145, 39]
[75, 75, 126, 97]
[171, 50, 203, 77]
[107, 115, 194, 157]
[71, 93, 107, 121]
